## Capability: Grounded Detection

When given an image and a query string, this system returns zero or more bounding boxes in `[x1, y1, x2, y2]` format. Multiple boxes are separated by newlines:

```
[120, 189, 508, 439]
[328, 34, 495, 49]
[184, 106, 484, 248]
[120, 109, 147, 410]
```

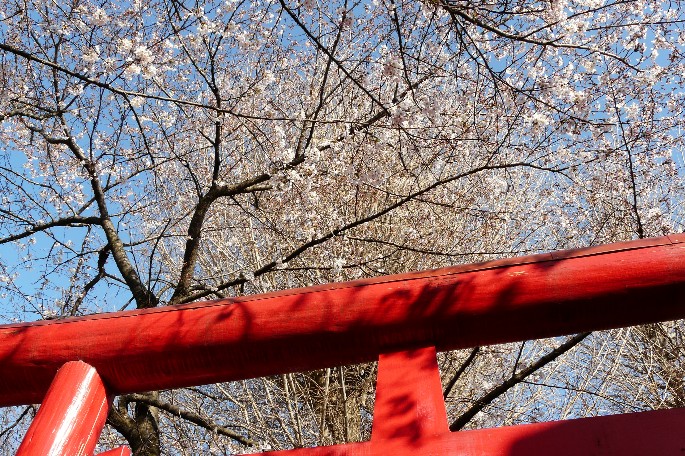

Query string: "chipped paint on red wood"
[667, 232, 685, 243]
[1, 236, 685, 406]
[16, 361, 110, 456]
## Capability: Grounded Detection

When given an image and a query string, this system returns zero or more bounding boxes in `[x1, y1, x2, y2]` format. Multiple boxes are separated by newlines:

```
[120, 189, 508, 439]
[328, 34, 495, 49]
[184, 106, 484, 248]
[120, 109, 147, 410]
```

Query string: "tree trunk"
[108, 395, 160, 456]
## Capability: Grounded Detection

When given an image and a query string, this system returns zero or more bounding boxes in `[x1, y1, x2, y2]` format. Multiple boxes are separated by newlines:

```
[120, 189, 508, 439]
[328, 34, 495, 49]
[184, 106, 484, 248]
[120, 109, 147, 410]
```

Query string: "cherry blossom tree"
[1, 0, 685, 454]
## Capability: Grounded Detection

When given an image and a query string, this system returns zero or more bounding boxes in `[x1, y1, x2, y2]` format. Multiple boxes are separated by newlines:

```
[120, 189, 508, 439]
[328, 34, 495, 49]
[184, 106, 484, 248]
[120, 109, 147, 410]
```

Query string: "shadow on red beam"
[1, 235, 685, 406]
[255, 407, 685, 455]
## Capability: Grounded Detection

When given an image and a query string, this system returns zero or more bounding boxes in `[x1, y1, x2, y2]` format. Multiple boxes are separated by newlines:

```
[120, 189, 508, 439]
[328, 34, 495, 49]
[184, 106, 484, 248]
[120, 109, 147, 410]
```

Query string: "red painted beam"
[16, 361, 111, 456]
[258, 346, 685, 456]
[255, 407, 685, 455]
[1, 235, 685, 406]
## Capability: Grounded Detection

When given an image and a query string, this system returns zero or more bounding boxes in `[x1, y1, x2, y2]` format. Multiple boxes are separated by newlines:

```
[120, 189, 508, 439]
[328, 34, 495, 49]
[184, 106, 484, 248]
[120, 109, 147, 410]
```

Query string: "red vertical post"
[16, 361, 112, 456]
[371, 346, 448, 451]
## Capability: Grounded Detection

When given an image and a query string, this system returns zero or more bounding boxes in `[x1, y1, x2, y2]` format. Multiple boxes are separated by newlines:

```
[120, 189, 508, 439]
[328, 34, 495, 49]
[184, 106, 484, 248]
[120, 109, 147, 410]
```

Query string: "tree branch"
[57, 134, 158, 309]
[440, 3, 638, 70]
[277, 0, 387, 110]
[0, 42, 314, 120]
[443, 347, 480, 399]
[125, 393, 258, 447]
[449, 332, 590, 431]
[168, 173, 272, 304]
[610, 89, 644, 239]
[0, 215, 101, 245]
[182, 161, 567, 303]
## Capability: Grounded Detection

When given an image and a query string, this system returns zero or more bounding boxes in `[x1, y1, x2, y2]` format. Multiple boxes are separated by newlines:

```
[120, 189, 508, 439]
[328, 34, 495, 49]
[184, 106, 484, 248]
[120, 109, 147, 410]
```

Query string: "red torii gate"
[2, 234, 685, 455]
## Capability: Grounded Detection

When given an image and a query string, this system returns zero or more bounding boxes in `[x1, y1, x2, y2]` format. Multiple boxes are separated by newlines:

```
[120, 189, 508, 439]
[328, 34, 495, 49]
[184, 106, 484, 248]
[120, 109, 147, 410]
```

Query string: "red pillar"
[16, 361, 112, 456]
[371, 346, 447, 444]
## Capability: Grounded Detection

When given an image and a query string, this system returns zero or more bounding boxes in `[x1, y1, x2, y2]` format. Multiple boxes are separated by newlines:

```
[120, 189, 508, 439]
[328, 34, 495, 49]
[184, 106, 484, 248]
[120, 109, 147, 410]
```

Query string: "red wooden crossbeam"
[2, 235, 685, 454]
[1, 235, 685, 407]
[257, 347, 685, 456]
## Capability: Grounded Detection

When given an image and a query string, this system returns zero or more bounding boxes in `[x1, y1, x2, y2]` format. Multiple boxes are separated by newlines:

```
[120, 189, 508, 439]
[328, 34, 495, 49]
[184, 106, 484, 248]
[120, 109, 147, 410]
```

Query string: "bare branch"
[125, 393, 259, 447]
[56, 134, 158, 309]
[449, 332, 590, 431]
[443, 347, 480, 399]
[169, 173, 272, 304]
[0, 215, 101, 245]
[440, 3, 639, 70]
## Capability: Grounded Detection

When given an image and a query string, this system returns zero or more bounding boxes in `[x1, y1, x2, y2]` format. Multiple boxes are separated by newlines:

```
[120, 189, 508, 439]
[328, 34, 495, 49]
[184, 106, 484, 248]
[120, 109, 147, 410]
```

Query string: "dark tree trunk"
[108, 395, 160, 456]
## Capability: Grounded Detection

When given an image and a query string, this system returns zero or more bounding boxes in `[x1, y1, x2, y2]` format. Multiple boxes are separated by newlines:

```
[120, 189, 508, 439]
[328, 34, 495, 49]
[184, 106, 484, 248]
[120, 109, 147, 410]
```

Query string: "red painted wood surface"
[16, 361, 111, 456]
[371, 347, 447, 442]
[257, 407, 685, 455]
[259, 347, 685, 456]
[1, 235, 685, 406]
